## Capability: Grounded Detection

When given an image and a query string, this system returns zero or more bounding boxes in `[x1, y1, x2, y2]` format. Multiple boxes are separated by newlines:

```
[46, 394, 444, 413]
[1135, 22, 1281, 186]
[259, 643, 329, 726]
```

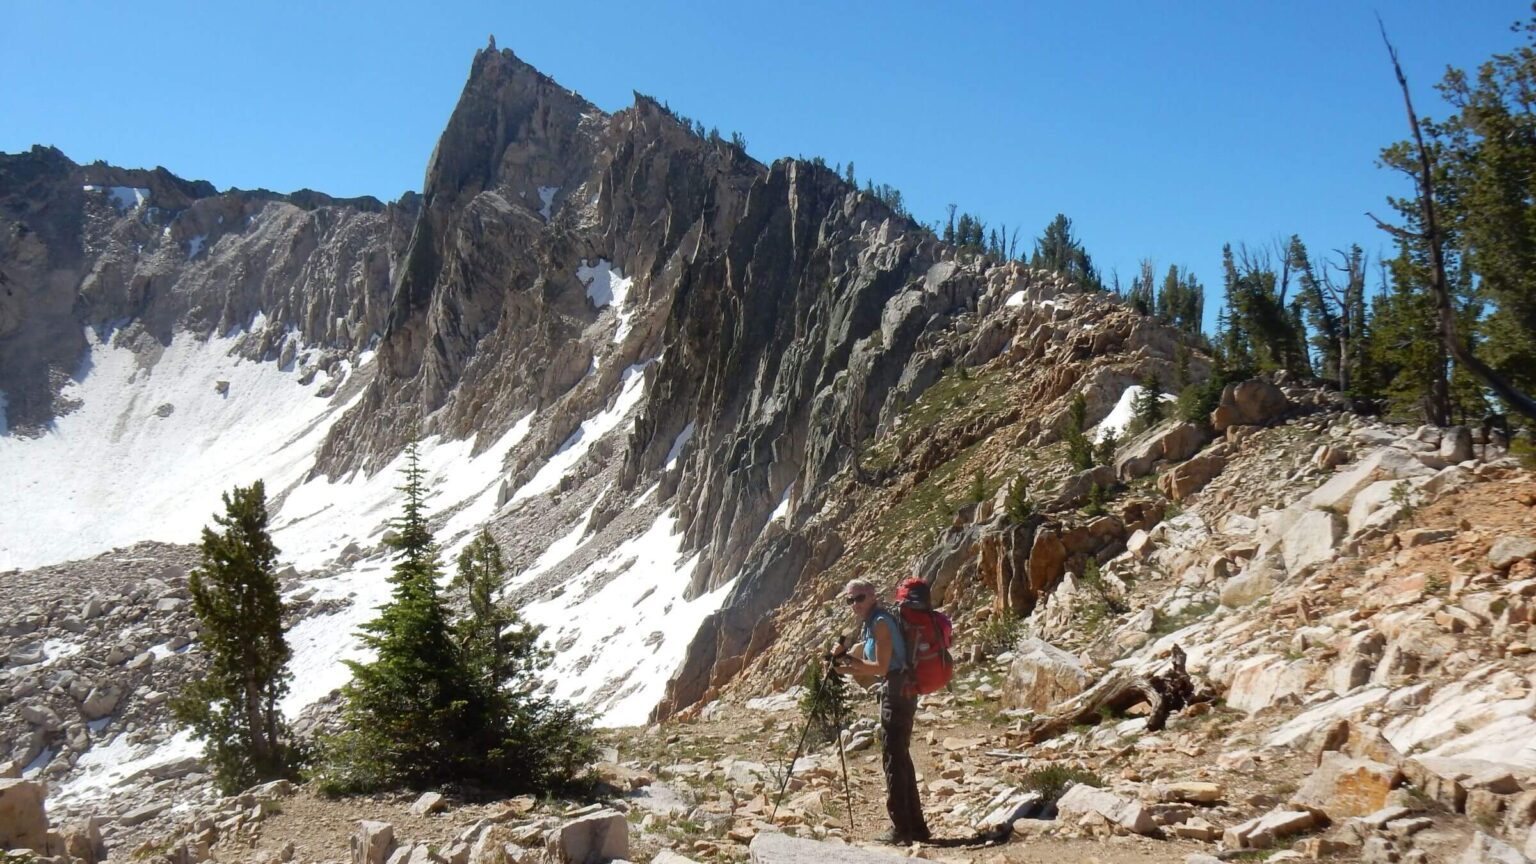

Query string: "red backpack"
[895, 578, 954, 695]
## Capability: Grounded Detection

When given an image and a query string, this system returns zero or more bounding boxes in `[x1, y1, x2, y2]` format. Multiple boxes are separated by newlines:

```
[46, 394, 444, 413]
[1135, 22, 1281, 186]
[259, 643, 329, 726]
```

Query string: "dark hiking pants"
[879, 670, 929, 841]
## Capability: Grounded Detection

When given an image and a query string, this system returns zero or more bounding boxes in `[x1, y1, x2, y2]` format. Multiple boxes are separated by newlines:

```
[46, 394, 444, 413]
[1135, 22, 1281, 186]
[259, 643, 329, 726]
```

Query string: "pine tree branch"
[1377, 16, 1536, 422]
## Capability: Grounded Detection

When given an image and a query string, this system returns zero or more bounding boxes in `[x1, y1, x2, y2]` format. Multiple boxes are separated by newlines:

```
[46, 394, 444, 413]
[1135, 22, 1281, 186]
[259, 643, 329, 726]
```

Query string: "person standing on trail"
[832, 578, 930, 845]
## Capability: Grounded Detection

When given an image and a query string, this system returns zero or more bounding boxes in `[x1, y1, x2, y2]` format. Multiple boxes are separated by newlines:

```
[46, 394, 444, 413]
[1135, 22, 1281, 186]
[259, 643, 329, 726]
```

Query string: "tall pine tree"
[325, 442, 484, 791]
[172, 481, 299, 794]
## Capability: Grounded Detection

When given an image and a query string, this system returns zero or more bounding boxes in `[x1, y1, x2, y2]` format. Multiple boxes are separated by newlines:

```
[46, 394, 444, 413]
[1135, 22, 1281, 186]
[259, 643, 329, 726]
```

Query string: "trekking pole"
[770, 635, 847, 821]
[830, 667, 856, 832]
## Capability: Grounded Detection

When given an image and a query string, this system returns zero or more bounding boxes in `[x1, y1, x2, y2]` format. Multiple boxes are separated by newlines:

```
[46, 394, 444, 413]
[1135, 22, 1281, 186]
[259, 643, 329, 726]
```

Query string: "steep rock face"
[0, 146, 413, 435]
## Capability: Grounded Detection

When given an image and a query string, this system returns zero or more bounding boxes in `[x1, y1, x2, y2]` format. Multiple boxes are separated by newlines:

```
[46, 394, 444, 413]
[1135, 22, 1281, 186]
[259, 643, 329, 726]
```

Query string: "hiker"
[831, 578, 930, 845]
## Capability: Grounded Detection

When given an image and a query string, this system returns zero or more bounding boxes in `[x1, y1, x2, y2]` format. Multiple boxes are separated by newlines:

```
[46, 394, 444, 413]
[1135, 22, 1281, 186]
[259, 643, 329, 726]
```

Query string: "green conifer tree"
[172, 481, 298, 794]
[1004, 475, 1036, 524]
[799, 659, 850, 747]
[1064, 393, 1095, 471]
[1130, 373, 1165, 436]
[324, 442, 482, 791]
[322, 448, 596, 795]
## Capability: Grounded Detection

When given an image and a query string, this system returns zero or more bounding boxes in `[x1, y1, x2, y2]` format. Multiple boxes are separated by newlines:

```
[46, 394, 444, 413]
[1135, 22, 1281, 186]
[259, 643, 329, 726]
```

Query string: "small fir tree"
[321, 449, 595, 795]
[325, 442, 478, 792]
[967, 468, 988, 505]
[1004, 475, 1036, 525]
[452, 531, 539, 690]
[1084, 482, 1109, 518]
[799, 659, 851, 748]
[1096, 429, 1118, 468]
[1064, 393, 1095, 471]
[172, 481, 299, 794]
[1129, 373, 1165, 436]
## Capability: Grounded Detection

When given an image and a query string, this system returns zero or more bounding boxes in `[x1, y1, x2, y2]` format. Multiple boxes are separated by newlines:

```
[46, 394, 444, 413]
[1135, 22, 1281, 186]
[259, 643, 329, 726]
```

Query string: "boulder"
[118, 800, 169, 827]
[1283, 510, 1342, 575]
[1115, 421, 1210, 480]
[1050, 465, 1116, 509]
[468, 825, 527, 864]
[1401, 527, 1456, 547]
[1490, 536, 1536, 571]
[1307, 447, 1434, 515]
[546, 809, 627, 864]
[352, 821, 396, 864]
[1222, 809, 1316, 849]
[653, 852, 700, 864]
[1347, 480, 1406, 536]
[20, 704, 62, 731]
[974, 790, 1043, 830]
[1314, 445, 1352, 469]
[748, 832, 910, 862]
[1290, 752, 1401, 819]
[1210, 379, 1290, 431]
[1055, 783, 1156, 835]
[1460, 832, 1527, 864]
[1225, 654, 1311, 714]
[1441, 426, 1474, 464]
[0, 778, 48, 851]
[1005, 638, 1089, 713]
[1027, 529, 1067, 594]
[59, 817, 106, 864]
[1158, 453, 1227, 501]
[1157, 781, 1223, 804]
[409, 791, 446, 816]
[81, 685, 123, 720]
[1221, 554, 1283, 608]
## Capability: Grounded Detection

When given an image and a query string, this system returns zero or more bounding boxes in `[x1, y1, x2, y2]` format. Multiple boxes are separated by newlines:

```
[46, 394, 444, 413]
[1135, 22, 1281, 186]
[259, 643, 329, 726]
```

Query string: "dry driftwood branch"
[1020, 644, 1199, 745]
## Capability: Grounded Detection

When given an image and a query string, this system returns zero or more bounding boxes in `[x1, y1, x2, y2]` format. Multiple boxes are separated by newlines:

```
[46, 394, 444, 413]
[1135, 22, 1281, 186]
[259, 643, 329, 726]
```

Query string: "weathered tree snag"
[1020, 645, 1198, 744]
[1373, 20, 1536, 423]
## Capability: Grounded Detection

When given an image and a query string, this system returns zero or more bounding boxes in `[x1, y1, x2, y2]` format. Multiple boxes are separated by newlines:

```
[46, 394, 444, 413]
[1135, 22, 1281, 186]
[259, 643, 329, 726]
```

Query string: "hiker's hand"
[828, 641, 847, 659]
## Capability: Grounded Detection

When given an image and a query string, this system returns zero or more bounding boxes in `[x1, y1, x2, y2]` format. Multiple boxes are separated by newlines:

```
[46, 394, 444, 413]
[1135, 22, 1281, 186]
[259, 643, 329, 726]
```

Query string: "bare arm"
[836, 618, 894, 682]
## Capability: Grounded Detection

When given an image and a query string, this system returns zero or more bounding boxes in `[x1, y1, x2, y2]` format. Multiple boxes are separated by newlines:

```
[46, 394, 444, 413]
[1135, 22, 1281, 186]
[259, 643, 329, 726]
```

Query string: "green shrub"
[1004, 475, 1036, 524]
[1020, 763, 1104, 803]
[798, 660, 851, 748]
[975, 613, 1025, 657]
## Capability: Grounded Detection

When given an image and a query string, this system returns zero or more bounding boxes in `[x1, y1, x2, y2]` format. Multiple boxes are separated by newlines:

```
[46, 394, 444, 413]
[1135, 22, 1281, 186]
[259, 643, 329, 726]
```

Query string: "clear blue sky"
[4, 2, 1528, 332]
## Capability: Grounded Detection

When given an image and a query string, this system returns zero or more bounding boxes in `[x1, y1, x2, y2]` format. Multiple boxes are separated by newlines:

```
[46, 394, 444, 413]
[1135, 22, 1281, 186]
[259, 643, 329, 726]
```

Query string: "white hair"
[843, 578, 875, 597]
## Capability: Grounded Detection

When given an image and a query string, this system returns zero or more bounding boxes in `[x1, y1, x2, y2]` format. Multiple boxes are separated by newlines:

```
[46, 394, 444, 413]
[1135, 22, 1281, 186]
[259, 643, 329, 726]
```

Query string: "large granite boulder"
[0, 778, 49, 852]
[1005, 637, 1090, 712]
[1210, 379, 1290, 431]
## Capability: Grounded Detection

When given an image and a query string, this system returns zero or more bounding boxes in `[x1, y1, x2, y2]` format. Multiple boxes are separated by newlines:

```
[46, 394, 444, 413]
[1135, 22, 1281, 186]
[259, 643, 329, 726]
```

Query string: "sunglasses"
[844, 594, 869, 605]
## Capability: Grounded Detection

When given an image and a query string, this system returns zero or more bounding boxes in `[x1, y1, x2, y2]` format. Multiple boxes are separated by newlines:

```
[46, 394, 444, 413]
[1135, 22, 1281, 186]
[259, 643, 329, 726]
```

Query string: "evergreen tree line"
[175, 445, 594, 797]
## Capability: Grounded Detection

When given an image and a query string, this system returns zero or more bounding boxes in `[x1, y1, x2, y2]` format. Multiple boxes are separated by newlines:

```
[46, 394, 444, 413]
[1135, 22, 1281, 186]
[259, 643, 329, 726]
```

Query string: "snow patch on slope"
[538, 186, 559, 220]
[510, 361, 649, 502]
[0, 325, 362, 571]
[520, 507, 734, 727]
[274, 416, 535, 570]
[84, 185, 151, 211]
[578, 258, 636, 343]
[664, 421, 695, 471]
[1093, 384, 1175, 443]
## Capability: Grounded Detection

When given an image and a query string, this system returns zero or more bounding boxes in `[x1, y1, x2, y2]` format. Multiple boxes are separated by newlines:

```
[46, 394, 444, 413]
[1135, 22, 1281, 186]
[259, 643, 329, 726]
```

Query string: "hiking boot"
[874, 829, 912, 845]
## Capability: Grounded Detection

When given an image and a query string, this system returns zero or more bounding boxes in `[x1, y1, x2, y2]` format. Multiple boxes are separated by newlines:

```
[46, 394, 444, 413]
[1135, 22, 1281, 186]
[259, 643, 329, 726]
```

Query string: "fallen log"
[1020, 645, 1201, 744]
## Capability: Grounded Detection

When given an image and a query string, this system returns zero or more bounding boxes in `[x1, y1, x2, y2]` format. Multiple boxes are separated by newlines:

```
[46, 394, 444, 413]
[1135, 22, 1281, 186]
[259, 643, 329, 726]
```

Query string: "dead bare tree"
[1371, 20, 1536, 423]
[1019, 645, 1202, 744]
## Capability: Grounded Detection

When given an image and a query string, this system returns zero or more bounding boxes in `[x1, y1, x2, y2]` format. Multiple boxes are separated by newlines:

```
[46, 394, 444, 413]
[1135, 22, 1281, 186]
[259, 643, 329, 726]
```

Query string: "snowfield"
[0, 323, 362, 571]
[1094, 383, 1177, 443]
[519, 504, 735, 727]
[0, 318, 737, 739]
